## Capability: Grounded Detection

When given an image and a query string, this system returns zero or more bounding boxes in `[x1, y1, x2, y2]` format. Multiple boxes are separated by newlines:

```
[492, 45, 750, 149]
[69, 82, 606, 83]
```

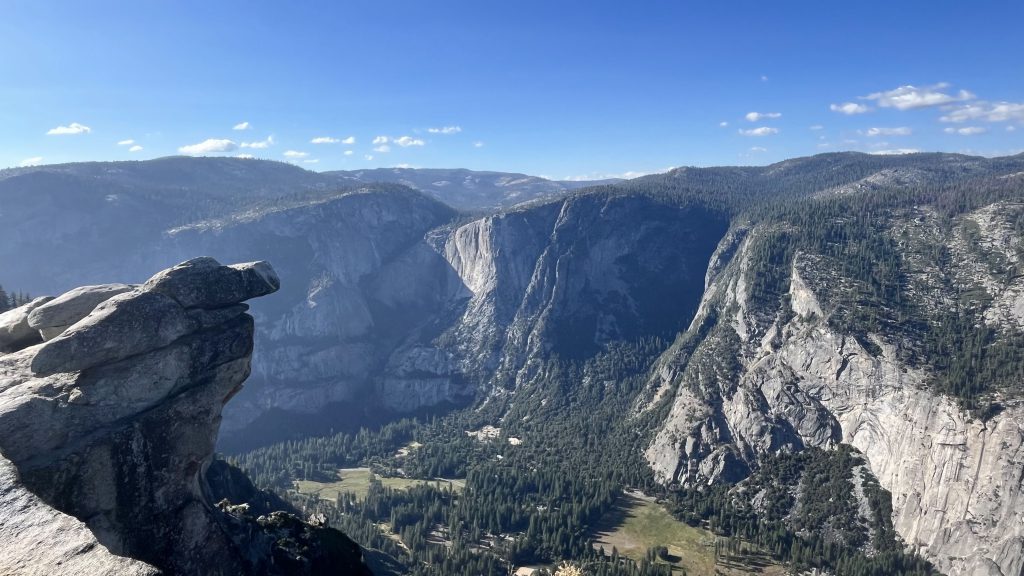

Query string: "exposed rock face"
[26, 283, 134, 341]
[358, 193, 728, 417]
[0, 258, 371, 575]
[0, 297, 53, 352]
[646, 207, 1024, 575]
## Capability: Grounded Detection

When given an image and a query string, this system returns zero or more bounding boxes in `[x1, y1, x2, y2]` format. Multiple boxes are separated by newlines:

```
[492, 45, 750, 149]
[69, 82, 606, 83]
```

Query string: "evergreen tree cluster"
[0, 283, 32, 312]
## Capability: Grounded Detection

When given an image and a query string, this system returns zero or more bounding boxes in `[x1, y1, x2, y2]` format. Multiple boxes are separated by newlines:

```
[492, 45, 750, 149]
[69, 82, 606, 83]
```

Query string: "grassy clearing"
[294, 467, 465, 501]
[591, 492, 785, 575]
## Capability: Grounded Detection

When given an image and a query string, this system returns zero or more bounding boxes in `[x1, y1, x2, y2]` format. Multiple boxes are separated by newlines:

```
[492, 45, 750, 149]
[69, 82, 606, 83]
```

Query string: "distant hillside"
[0, 157, 615, 214]
[323, 167, 621, 211]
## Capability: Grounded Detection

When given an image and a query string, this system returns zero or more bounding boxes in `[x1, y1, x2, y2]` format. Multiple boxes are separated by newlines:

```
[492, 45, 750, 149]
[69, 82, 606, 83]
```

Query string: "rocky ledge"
[0, 258, 372, 575]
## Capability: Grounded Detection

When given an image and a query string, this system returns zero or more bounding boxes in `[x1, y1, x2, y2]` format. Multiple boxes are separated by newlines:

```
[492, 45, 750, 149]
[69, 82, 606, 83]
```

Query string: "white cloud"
[473, 141, 484, 148]
[236, 154, 254, 159]
[128, 145, 143, 152]
[738, 127, 778, 136]
[864, 83, 974, 110]
[19, 156, 43, 167]
[395, 136, 425, 147]
[364, 154, 374, 161]
[178, 138, 237, 155]
[830, 102, 871, 115]
[344, 150, 354, 156]
[940, 101, 1024, 123]
[283, 150, 308, 158]
[47, 122, 91, 135]
[870, 148, 920, 155]
[240, 135, 274, 149]
[303, 159, 320, 164]
[233, 122, 251, 131]
[750, 146, 768, 152]
[760, 75, 769, 82]
[117, 139, 135, 146]
[341, 136, 356, 144]
[944, 126, 988, 135]
[809, 125, 824, 131]
[1009, 126, 1018, 132]
[373, 145, 391, 153]
[719, 121, 729, 127]
[372, 136, 389, 144]
[428, 126, 461, 134]
[745, 112, 781, 122]
[864, 127, 912, 136]
[311, 136, 339, 144]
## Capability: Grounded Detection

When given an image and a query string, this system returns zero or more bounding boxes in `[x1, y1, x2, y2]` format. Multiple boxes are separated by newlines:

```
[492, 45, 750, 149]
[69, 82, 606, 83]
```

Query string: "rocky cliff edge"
[0, 257, 372, 575]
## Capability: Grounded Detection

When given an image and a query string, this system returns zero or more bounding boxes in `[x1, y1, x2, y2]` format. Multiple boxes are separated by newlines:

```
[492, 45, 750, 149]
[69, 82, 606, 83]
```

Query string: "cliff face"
[645, 204, 1024, 576]
[0, 258, 371, 575]
[164, 190, 725, 445]
[350, 192, 728, 418]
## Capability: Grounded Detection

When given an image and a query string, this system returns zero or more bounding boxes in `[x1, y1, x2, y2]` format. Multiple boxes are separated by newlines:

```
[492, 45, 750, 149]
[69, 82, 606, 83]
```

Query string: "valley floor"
[590, 492, 785, 576]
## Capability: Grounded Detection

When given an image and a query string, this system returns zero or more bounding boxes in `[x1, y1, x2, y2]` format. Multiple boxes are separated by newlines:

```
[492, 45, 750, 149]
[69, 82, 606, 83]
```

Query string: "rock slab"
[0, 258, 372, 576]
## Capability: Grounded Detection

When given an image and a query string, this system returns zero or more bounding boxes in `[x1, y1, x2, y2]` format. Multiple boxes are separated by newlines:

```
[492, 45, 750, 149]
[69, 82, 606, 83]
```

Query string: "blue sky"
[2, 1, 1022, 178]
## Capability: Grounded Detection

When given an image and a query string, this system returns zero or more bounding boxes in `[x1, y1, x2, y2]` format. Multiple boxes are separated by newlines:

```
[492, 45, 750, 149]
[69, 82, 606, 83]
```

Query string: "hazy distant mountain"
[0, 157, 616, 214]
[323, 167, 621, 211]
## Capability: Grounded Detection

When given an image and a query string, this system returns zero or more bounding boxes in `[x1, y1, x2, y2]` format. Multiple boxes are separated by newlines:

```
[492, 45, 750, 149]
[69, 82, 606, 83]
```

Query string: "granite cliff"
[645, 202, 1024, 575]
[0, 258, 372, 575]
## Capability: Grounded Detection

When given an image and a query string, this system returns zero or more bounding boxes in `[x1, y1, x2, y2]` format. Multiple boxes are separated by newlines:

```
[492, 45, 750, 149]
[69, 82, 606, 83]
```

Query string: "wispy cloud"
[303, 159, 319, 164]
[750, 146, 768, 152]
[19, 156, 43, 167]
[311, 136, 339, 144]
[117, 139, 135, 146]
[373, 145, 391, 153]
[809, 125, 824, 131]
[863, 127, 912, 136]
[236, 154, 254, 159]
[745, 112, 781, 122]
[719, 121, 729, 127]
[341, 136, 356, 144]
[47, 122, 91, 135]
[738, 127, 778, 136]
[178, 138, 237, 155]
[944, 126, 988, 135]
[940, 101, 1024, 123]
[395, 136, 425, 147]
[344, 150, 354, 155]
[830, 102, 871, 115]
[240, 135, 274, 149]
[364, 154, 374, 161]
[864, 83, 974, 110]
[372, 136, 389, 145]
[283, 150, 308, 158]
[428, 126, 461, 134]
[128, 145, 143, 152]
[562, 170, 653, 181]
[233, 122, 251, 131]
[473, 141, 484, 148]
[870, 148, 920, 155]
